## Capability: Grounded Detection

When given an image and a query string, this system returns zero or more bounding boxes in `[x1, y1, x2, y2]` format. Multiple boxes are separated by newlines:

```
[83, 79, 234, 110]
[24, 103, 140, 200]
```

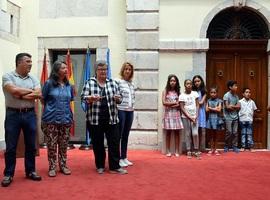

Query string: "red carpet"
[0, 149, 270, 200]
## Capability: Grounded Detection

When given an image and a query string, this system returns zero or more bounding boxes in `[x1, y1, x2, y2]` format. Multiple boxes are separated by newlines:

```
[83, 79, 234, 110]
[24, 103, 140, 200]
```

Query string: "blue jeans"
[240, 121, 254, 148]
[225, 119, 238, 149]
[4, 109, 37, 176]
[118, 110, 134, 159]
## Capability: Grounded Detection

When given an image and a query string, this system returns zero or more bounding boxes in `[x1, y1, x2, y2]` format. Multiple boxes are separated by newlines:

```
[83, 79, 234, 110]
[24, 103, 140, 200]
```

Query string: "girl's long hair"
[165, 74, 180, 96]
[49, 61, 69, 86]
[192, 75, 206, 96]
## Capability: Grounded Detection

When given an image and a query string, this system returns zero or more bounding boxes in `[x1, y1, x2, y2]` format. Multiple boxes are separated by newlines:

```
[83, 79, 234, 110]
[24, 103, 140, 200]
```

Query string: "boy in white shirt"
[239, 88, 257, 152]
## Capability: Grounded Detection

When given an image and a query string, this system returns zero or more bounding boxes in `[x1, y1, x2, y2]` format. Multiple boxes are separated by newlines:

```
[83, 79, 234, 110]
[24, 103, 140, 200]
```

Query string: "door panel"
[238, 54, 267, 148]
[206, 41, 267, 148]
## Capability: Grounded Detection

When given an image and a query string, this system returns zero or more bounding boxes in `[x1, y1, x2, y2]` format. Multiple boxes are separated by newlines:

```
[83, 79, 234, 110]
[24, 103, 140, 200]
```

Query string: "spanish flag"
[66, 49, 75, 136]
[40, 50, 48, 86]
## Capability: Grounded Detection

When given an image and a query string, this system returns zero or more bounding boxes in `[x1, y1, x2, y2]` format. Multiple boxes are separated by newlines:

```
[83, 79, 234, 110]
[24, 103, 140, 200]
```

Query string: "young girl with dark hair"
[192, 75, 207, 153]
[162, 74, 183, 157]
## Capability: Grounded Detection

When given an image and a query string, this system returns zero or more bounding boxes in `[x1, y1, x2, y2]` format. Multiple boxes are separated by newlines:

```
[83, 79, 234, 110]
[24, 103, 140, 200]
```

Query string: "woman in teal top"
[41, 61, 74, 177]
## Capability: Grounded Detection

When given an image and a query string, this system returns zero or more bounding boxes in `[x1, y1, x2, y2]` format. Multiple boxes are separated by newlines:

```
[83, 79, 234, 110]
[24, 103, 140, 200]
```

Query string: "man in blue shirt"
[1, 53, 42, 187]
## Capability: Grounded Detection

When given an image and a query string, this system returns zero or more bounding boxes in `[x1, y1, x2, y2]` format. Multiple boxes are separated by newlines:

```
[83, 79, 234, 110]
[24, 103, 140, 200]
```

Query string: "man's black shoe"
[26, 172, 42, 181]
[1, 176, 13, 187]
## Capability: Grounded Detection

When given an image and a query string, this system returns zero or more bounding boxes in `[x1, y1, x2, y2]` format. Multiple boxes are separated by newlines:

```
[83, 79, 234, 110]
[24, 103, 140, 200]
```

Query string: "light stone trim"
[132, 111, 158, 130]
[0, 1, 20, 42]
[0, 0, 8, 11]
[128, 131, 159, 150]
[126, 0, 159, 12]
[267, 39, 270, 53]
[135, 91, 158, 110]
[39, 0, 108, 18]
[233, 0, 246, 7]
[159, 38, 209, 51]
[0, 140, 5, 150]
[127, 31, 159, 50]
[190, 52, 207, 80]
[126, 51, 159, 70]
[96, 48, 109, 62]
[37, 36, 108, 89]
[127, 13, 159, 30]
[200, 0, 270, 38]
[125, 0, 160, 150]
[134, 71, 159, 90]
[0, 10, 10, 32]
[7, 1, 20, 18]
[38, 36, 108, 49]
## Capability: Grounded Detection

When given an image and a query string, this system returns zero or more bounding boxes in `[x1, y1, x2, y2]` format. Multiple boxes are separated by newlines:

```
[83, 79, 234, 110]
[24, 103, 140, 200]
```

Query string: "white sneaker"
[119, 159, 128, 167]
[123, 158, 133, 166]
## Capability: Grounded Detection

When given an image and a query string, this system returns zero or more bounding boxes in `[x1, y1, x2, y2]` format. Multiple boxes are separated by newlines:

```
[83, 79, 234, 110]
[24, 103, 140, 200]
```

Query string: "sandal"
[207, 150, 213, 156]
[166, 152, 172, 157]
[214, 150, 220, 156]
[240, 148, 245, 152]
[194, 152, 201, 160]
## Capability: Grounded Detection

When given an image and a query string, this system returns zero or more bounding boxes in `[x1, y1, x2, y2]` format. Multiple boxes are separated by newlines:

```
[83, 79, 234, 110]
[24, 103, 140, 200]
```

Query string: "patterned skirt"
[162, 108, 183, 130]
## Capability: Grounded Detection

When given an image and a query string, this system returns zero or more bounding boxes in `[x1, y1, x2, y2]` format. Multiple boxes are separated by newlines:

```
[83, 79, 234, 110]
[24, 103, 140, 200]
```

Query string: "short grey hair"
[94, 60, 107, 72]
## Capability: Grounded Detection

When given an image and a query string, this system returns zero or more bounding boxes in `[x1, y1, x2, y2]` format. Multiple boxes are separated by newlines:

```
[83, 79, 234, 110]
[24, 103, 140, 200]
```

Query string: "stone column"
[126, 0, 160, 149]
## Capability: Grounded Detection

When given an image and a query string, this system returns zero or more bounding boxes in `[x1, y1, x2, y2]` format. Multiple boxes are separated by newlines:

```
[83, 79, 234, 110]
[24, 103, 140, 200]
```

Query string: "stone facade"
[0, 1, 20, 42]
[1, 0, 270, 150]
[126, 0, 160, 149]
[126, 51, 159, 70]
[39, 0, 108, 18]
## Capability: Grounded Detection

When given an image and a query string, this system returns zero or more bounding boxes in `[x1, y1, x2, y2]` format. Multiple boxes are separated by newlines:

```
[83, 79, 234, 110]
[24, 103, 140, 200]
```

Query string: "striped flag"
[106, 48, 111, 78]
[82, 47, 91, 145]
[39, 50, 48, 112]
[38, 49, 49, 147]
[81, 47, 91, 112]
[40, 50, 48, 86]
[66, 49, 75, 136]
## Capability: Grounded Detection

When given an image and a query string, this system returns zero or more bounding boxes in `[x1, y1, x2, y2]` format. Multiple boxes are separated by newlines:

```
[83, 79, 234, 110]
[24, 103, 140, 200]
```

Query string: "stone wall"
[39, 0, 108, 18]
[126, 0, 160, 149]
[0, 0, 20, 42]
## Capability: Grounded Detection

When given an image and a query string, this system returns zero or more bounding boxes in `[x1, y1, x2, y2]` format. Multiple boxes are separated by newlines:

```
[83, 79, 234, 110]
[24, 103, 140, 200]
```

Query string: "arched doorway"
[206, 8, 269, 148]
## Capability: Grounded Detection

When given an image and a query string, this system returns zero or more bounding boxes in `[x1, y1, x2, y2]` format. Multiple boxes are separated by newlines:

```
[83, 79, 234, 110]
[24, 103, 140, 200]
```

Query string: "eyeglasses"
[97, 68, 107, 71]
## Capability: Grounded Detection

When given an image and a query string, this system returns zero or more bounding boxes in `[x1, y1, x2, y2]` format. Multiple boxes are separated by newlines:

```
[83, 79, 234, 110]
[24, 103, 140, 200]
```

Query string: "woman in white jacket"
[117, 62, 135, 167]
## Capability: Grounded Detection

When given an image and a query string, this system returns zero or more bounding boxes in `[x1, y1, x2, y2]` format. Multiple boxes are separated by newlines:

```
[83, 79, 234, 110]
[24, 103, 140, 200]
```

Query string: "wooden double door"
[206, 40, 268, 148]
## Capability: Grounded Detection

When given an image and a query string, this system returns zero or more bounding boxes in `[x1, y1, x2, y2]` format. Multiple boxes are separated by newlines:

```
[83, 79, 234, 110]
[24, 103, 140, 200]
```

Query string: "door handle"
[254, 117, 262, 121]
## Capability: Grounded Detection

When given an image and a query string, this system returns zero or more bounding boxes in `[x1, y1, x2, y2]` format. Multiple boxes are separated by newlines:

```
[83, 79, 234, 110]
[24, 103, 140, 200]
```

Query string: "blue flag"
[82, 48, 91, 145]
[81, 48, 91, 112]
[106, 48, 111, 78]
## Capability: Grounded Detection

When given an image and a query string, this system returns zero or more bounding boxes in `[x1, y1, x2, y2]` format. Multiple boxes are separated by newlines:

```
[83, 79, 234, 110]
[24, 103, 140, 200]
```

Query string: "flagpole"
[40, 48, 48, 149]
[79, 47, 92, 150]
[66, 49, 76, 150]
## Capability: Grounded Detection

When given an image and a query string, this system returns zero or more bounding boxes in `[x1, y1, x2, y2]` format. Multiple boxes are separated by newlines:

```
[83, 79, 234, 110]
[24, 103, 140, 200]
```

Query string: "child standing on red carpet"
[239, 88, 257, 152]
[206, 86, 222, 156]
[192, 75, 207, 153]
[162, 74, 183, 157]
[179, 79, 200, 159]
[223, 80, 241, 153]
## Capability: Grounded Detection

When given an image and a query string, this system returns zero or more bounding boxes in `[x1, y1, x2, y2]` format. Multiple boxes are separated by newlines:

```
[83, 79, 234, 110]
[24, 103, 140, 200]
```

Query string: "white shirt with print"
[179, 91, 199, 118]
